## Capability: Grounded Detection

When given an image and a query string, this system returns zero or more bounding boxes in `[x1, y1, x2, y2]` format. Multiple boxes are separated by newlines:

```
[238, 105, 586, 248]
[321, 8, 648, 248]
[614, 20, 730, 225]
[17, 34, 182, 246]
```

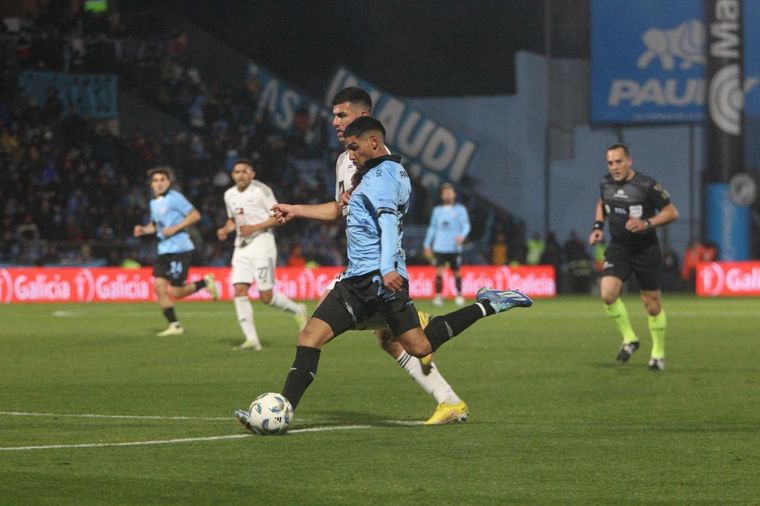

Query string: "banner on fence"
[0, 265, 555, 303]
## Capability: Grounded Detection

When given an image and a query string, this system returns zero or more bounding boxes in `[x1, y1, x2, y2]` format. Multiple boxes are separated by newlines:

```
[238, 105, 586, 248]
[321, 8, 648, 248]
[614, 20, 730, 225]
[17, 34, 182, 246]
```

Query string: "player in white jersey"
[270, 87, 468, 425]
[216, 159, 307, 351]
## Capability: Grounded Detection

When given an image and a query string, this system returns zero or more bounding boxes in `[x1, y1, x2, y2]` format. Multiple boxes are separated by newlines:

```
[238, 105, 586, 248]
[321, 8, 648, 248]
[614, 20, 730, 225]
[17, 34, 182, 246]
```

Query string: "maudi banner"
[326, 68, 478, 189]
[0, 266, 555, 303]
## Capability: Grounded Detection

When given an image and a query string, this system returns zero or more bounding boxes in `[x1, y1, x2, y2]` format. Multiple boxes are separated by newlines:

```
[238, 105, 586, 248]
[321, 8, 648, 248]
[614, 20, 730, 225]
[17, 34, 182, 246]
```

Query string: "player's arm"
[239, 216, 282, 237]
[217, 218, 236, 241]
[456, 206, 471, 244]
[133, 221, 156, 237]
[271, 201, 341, 223]
[162, 208, 201, 237]
[647, 203, 679, 229]
[589, 198, 605, 245]
[423, 209, 437, 257]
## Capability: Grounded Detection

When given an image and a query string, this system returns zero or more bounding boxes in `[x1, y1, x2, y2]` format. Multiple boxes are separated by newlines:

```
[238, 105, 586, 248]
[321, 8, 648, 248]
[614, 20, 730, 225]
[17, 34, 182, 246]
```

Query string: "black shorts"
[312, 271, 421, 338]
[602, 242, 662, 291]
[153, 252, 193, 287]
[433, 252, 462, 271]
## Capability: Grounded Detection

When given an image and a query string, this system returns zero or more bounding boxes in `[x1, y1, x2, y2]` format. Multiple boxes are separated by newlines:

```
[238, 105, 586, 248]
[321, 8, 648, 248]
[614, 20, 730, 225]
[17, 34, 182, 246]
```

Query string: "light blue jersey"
[423, 203, 471, 254]
[150, 189, 195, 255]
[344, 155, 410, 279]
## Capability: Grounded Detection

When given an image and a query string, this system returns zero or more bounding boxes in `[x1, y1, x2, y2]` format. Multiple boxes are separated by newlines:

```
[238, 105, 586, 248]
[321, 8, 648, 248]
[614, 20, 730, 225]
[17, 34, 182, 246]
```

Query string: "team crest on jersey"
[614, 189, 628, 199]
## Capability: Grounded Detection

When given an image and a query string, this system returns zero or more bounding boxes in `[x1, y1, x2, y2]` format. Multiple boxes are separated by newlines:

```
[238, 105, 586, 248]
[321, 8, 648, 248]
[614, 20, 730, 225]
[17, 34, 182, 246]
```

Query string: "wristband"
[593, 221, 604, 231]
[644, 219, 652, 229]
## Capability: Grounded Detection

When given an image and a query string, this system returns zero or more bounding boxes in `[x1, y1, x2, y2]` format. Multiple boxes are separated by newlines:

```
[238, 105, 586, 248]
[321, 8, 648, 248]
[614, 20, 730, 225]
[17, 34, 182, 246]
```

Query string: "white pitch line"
[0, 425, 379, 451]
[0, 411, 229, 421]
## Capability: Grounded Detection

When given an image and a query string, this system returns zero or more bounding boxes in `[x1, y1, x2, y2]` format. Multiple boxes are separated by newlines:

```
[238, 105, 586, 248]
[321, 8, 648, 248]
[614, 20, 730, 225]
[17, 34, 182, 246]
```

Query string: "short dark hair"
[147, 166, 172, 180]
[331, 87, 372, 112]
[606, 143, 630, 156]
[233, 158, 255, 170]
[343, 116, 385, 139]
[441, 183, 455, 191]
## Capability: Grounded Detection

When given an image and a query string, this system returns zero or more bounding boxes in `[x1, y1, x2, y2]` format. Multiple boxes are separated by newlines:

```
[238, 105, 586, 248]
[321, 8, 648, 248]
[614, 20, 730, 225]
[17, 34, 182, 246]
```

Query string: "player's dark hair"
[606, 143, 630, 156]
[233, 158, 255, 170]
[343, 116, 385, 139]
[331, 87, 372, 112]
[147, 166, 172, 180]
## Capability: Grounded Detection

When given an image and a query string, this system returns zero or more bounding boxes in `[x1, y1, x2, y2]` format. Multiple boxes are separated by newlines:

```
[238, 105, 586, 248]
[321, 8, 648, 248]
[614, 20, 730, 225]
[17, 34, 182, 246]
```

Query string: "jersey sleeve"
[364, 167, 405, 215]
[260, 184, 278, 210]
[648, 180, 672, 210]
[174, 191, 194, 216]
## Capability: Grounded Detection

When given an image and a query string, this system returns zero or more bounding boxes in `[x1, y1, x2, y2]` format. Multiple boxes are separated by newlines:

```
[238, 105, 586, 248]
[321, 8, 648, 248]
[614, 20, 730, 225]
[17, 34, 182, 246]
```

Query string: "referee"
[588, 143, 679, 371]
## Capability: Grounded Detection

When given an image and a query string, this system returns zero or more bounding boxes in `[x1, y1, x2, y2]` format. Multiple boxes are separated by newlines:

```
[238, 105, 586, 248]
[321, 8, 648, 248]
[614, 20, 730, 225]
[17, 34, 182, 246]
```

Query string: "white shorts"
[231, 249, 277, 291]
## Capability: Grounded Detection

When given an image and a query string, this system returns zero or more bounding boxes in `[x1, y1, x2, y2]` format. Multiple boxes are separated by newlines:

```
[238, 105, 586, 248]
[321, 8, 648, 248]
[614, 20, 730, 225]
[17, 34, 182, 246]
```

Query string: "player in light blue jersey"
[234, 116, 533, 419]
[134, 167, 218, 336]
[424, 183, 471, 307]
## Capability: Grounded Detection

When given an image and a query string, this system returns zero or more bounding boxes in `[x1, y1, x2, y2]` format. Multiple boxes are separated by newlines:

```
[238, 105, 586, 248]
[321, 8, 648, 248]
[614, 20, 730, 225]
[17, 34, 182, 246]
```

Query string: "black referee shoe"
[616, 340, 640, 363]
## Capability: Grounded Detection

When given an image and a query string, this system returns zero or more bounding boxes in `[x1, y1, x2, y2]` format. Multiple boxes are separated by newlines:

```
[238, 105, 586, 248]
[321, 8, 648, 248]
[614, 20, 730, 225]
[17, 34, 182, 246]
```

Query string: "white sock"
[396, 351, 461, 405]
[268, 291, 301, 314]
[234, 296, 260, 346]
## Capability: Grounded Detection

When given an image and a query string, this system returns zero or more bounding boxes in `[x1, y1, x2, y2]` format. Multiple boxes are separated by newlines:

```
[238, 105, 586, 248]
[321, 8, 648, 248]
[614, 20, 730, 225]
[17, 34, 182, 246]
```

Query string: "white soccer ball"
[248, 392, 293, 435]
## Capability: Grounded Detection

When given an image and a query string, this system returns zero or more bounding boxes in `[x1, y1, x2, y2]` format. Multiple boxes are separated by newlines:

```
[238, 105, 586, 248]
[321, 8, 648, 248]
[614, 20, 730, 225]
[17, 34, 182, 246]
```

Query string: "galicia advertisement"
[0, 266, 556, 303]
[590, 0, 760, 124]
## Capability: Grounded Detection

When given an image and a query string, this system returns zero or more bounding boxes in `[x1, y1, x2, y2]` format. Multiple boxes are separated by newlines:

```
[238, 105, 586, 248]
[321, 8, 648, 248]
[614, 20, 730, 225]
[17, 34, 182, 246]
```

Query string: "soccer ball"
[248, 392, 293, 435]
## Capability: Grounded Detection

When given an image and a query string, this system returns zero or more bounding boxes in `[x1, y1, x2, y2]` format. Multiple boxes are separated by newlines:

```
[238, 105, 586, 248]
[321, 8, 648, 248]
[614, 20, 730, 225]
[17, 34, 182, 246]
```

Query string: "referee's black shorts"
[313, 271, 421, 338]
[602, 241, 662, 291]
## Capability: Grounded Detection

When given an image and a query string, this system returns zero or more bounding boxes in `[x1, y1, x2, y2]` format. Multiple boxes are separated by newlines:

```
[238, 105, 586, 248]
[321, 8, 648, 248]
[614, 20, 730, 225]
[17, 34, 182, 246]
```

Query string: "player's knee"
[374, 329, 399, 354]
[260, 290, 274, 305]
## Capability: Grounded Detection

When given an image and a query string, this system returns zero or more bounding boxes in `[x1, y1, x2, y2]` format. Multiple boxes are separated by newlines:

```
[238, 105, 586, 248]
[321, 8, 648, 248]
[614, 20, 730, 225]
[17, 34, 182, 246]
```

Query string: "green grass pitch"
[1, 295, 758, 504]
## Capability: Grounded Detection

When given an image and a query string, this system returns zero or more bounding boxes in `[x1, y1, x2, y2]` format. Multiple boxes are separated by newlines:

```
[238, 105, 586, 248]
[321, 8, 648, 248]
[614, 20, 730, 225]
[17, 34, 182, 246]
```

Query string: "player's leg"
[601, 275, 639, 361]
[377, 329, 468, 424]
[600, 245, 639, 362]
[635, 246, 666, 370]
[232, 282, 261, 350]
[154, 275, 184, 336]
[281, 287, 356, 412]
[389, 287, 531, 357]
[433, 255, 445, 306]
[165, 252, 211, 299]
[254, 256, 307, 330]
[452, 253, 464, 306]
[641, 289, 666, 370]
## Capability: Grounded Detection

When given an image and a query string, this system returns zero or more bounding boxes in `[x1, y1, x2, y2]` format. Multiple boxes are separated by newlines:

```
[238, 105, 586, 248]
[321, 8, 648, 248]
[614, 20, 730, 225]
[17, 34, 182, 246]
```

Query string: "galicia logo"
[699, 262, 725, 296]
[0, 269, 12, 304]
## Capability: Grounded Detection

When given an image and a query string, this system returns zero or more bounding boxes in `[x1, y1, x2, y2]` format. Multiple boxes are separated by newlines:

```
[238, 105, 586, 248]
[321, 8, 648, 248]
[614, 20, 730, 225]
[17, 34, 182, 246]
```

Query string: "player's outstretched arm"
[239, 216, 281, 237]
[271, 202, 341, 223]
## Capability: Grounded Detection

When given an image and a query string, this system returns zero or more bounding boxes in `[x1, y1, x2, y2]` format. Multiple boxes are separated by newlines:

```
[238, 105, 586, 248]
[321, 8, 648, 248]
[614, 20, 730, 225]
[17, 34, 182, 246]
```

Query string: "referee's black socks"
[425, 304, 487, 352]
[282, 346, 321, 411]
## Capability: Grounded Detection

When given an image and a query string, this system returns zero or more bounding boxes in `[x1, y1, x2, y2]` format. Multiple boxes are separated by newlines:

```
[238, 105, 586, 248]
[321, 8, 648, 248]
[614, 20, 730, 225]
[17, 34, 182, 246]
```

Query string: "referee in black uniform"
[588, 143, 679, 371]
